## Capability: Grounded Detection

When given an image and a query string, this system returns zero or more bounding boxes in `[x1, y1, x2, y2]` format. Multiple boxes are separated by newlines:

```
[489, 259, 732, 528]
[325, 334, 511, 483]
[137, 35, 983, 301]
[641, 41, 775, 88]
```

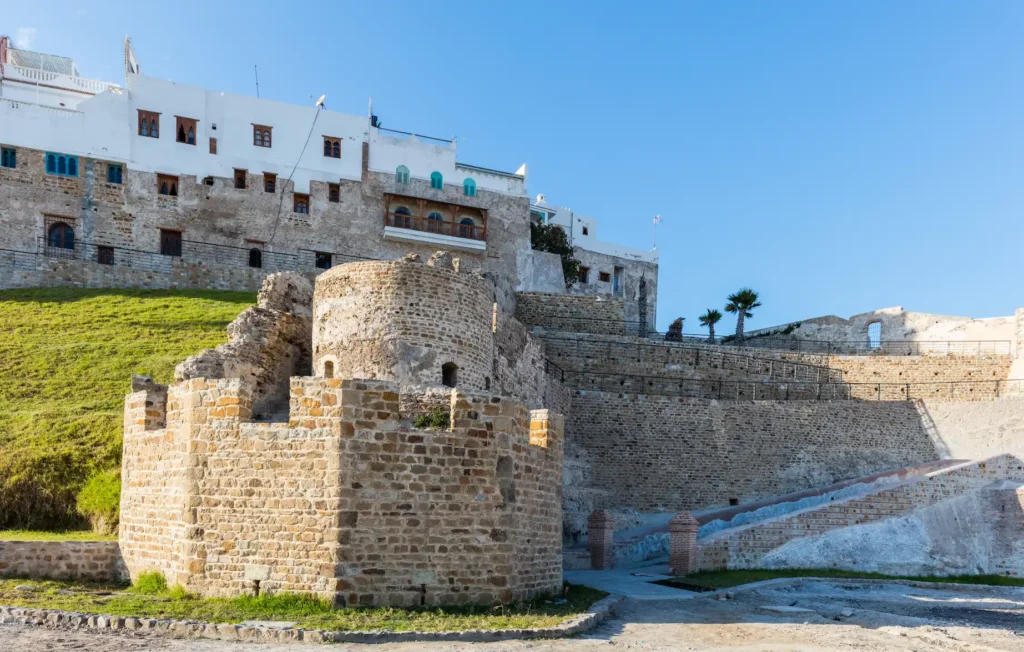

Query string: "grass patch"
[0, 287, 253, 529]
[0, 578, 606, 632]
[0, 530, 116, 542]
[662, 569, 1024, 591]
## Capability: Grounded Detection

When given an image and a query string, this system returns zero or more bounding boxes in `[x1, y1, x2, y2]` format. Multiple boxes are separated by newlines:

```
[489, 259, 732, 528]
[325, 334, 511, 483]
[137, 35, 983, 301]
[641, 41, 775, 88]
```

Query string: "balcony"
[382, 195, 488, 253]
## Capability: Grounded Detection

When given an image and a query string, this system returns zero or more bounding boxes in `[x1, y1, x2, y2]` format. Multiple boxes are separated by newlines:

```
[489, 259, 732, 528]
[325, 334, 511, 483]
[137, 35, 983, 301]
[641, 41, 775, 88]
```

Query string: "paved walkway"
[564, 561, 697, 600]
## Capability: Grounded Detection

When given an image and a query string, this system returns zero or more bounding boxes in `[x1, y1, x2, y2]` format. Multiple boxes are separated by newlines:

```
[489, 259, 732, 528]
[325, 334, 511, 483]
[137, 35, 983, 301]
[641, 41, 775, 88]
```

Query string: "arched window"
[430, 171, 443, 189]
[323, 140, 332, 156]
[248, 248, 262, 268]
[160, 182, 168, 195]
[324, 361, 334, 378]
[67, 158, 77, 176]
[427, 211, 444, 234]
[296, 199, 308, 214]
[46, 154, 56, 174]
[332, 141, 340, 158]
[57, 157, 67, 175]
[458, 217, 476, 238]
[140, 120, 149, 137]
[867, 322, 882, 349]
[169, 182, 177, 197]
[395, 165, 410, 184]
[463, 178, 476, 196]
[151, 119, 159, 137]
[441, 362, 458, 388]
[177, 124, 186, 142]
[393, 205, 411, 228]
[47, 222, 75, 250]
[187, 127, 195, 145]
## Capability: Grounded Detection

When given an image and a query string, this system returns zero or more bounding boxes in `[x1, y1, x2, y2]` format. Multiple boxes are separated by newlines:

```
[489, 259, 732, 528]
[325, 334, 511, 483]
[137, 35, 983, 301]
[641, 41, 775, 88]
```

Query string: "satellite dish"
[315, 95, 326, 108]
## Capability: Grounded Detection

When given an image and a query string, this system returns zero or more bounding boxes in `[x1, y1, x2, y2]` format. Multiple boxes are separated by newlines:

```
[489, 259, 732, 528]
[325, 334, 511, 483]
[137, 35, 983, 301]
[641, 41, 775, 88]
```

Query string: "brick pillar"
[669, 512, 700, 576]
[588, 510, 615, 570]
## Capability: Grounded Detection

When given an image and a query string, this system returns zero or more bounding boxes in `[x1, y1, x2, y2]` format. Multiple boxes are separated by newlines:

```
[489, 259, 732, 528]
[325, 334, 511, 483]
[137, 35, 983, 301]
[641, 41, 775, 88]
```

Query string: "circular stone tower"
[312, 253, 495, 390]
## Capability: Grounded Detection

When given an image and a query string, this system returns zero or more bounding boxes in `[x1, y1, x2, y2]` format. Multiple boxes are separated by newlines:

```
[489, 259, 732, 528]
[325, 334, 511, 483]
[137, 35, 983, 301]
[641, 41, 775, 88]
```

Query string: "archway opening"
[441, 362, 458, 388]
[868, 322, 882, 349]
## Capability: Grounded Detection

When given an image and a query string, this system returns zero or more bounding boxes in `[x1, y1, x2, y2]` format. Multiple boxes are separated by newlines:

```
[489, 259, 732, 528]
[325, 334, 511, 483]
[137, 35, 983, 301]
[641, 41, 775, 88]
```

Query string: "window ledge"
[383, 226, 486, 253]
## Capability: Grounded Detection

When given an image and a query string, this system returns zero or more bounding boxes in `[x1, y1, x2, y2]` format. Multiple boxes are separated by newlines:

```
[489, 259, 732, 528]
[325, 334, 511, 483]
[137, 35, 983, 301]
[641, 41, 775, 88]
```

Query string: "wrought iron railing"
[385, 213, 486, 241]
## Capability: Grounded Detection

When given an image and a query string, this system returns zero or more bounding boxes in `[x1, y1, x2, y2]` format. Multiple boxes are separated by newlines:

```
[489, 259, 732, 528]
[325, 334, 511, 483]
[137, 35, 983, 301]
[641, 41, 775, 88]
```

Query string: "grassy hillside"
[0, 287, 253, 529]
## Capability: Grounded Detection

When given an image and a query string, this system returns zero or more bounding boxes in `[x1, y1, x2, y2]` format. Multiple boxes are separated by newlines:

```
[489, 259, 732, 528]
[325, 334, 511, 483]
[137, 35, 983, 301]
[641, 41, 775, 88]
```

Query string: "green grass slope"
[0, 287, 253, 529]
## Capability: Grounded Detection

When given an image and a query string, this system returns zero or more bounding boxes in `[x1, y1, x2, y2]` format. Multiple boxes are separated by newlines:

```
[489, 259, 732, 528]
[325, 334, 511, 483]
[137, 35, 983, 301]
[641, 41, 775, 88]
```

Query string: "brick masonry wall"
[568, 249, 659, 328]
[514, 293, 629, 335]
[0, 541, 126, 582]
[829, 355, 1011, 385]
[120, 376, 564, 606]
[566, 392, 939, 514]
[696, 455, 1024, 570]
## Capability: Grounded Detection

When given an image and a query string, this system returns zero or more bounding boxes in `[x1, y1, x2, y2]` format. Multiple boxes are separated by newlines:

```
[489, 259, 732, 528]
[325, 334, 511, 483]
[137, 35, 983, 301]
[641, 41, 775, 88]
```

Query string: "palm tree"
[725, 288, 762, 341]
[698, 309, 722, 343]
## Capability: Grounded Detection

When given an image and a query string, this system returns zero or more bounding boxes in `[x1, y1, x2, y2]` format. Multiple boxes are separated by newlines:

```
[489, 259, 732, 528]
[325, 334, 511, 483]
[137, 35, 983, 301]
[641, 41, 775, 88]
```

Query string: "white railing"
[3, 64, 119, 95]
[1, 98, 80, 118]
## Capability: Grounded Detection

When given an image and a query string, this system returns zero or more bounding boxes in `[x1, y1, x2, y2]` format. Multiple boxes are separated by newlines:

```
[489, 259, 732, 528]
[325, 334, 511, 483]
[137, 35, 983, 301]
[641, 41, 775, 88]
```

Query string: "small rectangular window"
[160, 229, 183, 257]
[598, 271, 611, 283]
[209, 137, 217, 154]
[138, 110, 160, 138]
[323, 136, 341, 158]
[328, 183, 340, 203]
[202, 176, 214, 186]
[106, 164, 123, 184]
[0, 147, 15, 169]
[578, 266, 590, 284]
[315, 251, 332, 270]
[294, 193, 310, 214]
[97, 245, 115, 265]
[234, 169, 247, 189]
[156, 173, 179, 196]
[582, 226, 589, 236]
[264, 173, 276, 193]
[253, 124, 272, 148]
[175, 116, 197, 145]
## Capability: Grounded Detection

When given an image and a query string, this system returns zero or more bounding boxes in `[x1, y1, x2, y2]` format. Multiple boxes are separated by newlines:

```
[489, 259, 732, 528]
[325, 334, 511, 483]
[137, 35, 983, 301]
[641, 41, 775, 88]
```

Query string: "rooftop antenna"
[254, 65, 260, 98]
[315, 94, 326, 110]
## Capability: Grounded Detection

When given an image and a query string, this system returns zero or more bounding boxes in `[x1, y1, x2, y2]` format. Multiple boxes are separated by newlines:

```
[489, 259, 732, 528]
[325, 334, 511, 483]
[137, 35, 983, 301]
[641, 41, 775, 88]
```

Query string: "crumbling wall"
[175, 272, 312, 419]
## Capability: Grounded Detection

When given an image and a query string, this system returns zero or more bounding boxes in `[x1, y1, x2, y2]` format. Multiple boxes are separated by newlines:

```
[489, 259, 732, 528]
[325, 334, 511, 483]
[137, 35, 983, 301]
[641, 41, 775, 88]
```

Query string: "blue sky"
[6, 1, 1022, 333]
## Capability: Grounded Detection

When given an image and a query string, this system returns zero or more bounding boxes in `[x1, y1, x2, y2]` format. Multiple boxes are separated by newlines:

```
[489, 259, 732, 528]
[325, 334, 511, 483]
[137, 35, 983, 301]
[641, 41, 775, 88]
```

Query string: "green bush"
[132, 571, 168, 595]
[76, 469, 121, 535]
[413, 408, 450, 430]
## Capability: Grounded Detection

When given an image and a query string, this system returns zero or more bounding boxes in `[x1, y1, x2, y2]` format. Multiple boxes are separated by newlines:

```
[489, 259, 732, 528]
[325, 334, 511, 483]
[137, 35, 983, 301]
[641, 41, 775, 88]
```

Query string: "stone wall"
[920, 397, 1024, 460]
[829, 355, 1011, 386]
[568, 249, 658, 329]
[0, 540, 126, 582]
[119, 376, 564, 606]
[514, 293, 630, 335]
[566, 392, 940, 514]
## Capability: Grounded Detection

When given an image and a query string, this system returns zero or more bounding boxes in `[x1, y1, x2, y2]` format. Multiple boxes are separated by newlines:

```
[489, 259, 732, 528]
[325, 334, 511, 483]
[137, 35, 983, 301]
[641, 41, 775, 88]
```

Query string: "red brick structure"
[669, 512, 699, 575]
[588, 510, 615, 569]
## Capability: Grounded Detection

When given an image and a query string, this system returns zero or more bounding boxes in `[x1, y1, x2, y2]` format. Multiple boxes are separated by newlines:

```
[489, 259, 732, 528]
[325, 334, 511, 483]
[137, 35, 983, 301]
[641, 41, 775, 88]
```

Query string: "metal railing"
[181, 240, 298, 272]
[544, 358, 565, 382]
[38, 238, 173, 273]
[385, 212, 486, 241]
[738, 336, 1012, 357]
[541, 333, 842, 383]
[564, 371, 1024, 402]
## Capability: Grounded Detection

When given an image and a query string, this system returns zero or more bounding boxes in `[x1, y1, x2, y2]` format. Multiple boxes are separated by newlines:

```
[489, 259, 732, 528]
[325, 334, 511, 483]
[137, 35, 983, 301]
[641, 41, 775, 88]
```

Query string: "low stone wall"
[0, 541, 126, 581]
[514, 293, 629, 335]
[829, 355, 1011, 386]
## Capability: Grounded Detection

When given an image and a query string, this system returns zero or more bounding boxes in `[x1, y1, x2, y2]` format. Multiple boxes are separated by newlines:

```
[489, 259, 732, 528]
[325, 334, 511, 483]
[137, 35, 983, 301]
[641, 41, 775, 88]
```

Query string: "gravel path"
[3, 580, 1024, 651]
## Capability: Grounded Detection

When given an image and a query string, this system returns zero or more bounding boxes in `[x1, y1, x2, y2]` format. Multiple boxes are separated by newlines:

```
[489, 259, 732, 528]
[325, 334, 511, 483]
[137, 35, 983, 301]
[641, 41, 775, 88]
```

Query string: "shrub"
[76, 468, 121, 535]
[413, 408, 450, 430]
[132, 571, 168, 595]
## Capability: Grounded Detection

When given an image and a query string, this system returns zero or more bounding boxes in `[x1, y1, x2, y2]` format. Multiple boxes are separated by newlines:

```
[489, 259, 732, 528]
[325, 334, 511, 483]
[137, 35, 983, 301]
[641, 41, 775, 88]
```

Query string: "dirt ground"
[2, 580, 1024, 651]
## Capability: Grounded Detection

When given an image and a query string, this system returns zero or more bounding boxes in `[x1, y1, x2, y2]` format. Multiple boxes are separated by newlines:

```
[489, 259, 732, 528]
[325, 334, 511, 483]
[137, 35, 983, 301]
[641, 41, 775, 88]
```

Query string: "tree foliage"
[530, 222, 581, 290]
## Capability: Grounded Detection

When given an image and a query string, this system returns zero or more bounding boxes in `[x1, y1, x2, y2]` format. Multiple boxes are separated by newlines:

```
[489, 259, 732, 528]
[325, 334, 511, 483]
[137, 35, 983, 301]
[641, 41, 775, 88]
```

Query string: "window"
[395, 165, 410, 184]
[323, 137, 341, 158]
[582, 226, 589, 236]
[157, 174, 179, 196]
[458, 217, 475, 238]
[323, 361, 334, 378]
[106, 164, 123, 184]
[294, 193, 309, 214]
[314, 251, 332, 270]
[1, 147, 15, 169]
[248, 248, 262, 269]
[868, 322, 882, 349]
[530, 210, 546, 224]
[578, 266, 590, 284]
[264, 172, 276, 193]
[599, 271, 611, 283]
[393, 205, 412, 228]
[47, 222, 75, 250]
[137, 110, 159, 138]
[45, 153, 79, 177]
[97, 245, 115, 265]
[203, 176, 214, 186]
[234, 169, 247, 189]
[160, 229, 182, 257]
[175, 116, 197, 145]
[328, 183, 339, 203]
[426, 211, 444, 233]
[613, 266, 624, 296]
[441, 362, 458, 388]
[463, 178, 477, 196]
[253, 125, 272, 148]
[209, 137, 217, 154]
[430, 171, 443, 189]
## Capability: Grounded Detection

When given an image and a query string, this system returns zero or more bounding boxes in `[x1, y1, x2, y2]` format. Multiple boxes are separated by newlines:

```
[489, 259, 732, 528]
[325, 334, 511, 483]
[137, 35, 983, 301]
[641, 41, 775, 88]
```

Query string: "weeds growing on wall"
[0, 288, 253, 530]
[413, 408, 451, 430]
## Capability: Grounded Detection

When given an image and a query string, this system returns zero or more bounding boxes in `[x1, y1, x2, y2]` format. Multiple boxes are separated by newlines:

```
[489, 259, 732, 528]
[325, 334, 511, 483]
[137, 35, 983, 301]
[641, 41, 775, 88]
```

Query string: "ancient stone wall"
[566, 392, 940, 514]
[0, 541, 126, 581]
[567, 249, 659, 329]
[514, 292, 629, 335]
[828, 355, 1011, 386]
[119, 376, 565, 606]
[919, 397, 1024, 460]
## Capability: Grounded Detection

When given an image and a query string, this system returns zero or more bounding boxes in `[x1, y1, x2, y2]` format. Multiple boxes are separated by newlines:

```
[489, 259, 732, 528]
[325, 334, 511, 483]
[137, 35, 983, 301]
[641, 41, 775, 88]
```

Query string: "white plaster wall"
[0, 91, 130, 162]
[535, 203, 658, 263]
[920, 397, 1024, 461]
[516, 249, 566, 293]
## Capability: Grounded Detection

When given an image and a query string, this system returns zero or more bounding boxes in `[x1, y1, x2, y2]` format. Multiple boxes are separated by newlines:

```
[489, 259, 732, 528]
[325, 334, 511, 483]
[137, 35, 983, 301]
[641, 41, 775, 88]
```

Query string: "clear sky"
[5, 1, 1022, 334]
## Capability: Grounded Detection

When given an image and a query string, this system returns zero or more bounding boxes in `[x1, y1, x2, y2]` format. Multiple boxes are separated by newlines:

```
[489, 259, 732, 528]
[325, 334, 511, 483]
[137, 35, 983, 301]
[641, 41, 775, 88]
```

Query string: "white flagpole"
[653, 215, 661, 249]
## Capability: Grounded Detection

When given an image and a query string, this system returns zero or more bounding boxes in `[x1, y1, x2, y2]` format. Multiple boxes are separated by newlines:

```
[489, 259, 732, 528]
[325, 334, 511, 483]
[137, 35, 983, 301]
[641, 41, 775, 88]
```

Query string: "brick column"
[669, 512, 700, 576]
[588, 510, 615, 570]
